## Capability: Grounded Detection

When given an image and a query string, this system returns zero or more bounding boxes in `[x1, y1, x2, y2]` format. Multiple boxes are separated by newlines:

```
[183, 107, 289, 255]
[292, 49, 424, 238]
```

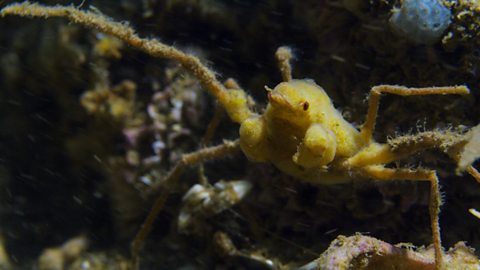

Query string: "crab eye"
[302, 101, 309, 111]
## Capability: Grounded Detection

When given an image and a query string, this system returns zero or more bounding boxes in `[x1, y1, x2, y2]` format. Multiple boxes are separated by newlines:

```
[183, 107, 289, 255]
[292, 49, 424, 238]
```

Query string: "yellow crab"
[2, 3, 479, 270]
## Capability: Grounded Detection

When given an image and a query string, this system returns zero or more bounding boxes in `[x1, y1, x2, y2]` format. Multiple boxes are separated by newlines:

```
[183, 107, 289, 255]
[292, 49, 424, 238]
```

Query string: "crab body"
[240, 79, 366, 184]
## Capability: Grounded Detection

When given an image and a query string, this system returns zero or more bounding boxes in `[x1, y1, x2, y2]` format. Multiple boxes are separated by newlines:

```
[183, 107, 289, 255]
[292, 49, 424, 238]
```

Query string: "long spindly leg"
[359, 165, 445, 270]
[360, 85, 470, 143]
[467, 165, 480, 183]
[201, 78, 246, 146]
[131, 140, 241, 266]
[197, 79, 242, 185]
[197, 104, 224, 185]
[0, 2, 256, 124]
[275, 46, 293, 82]
[345, 130, 466, 168]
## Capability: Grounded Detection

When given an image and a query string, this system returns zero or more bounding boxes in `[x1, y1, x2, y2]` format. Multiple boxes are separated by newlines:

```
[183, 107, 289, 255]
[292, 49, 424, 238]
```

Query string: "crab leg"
[359, 166, 444, 270]
[361, 85, 470, 143]
[0, 2, 256, 124]
[131, 140, 240, 266]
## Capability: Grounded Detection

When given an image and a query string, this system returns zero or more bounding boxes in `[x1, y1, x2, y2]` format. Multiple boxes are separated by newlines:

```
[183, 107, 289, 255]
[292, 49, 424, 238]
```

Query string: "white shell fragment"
[457, 124, 480, 172]
[178, 180, 252, 231]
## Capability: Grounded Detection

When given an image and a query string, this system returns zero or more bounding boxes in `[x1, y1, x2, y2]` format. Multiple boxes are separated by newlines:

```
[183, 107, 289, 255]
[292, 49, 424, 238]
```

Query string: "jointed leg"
[200, 79, 243, 146]
[467, 165, 480, 184]
[360, 85, 470, 143]
[197, 79, 241, 185]
[345, 130, 465, 169]
[469, 208, 480, 219]
[198, 104, 225, 185]
[131, 140, 240, 265]
[275, 46, 293, 82]
[359, 166, 444, 270]
[0, 2, 256, 124]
